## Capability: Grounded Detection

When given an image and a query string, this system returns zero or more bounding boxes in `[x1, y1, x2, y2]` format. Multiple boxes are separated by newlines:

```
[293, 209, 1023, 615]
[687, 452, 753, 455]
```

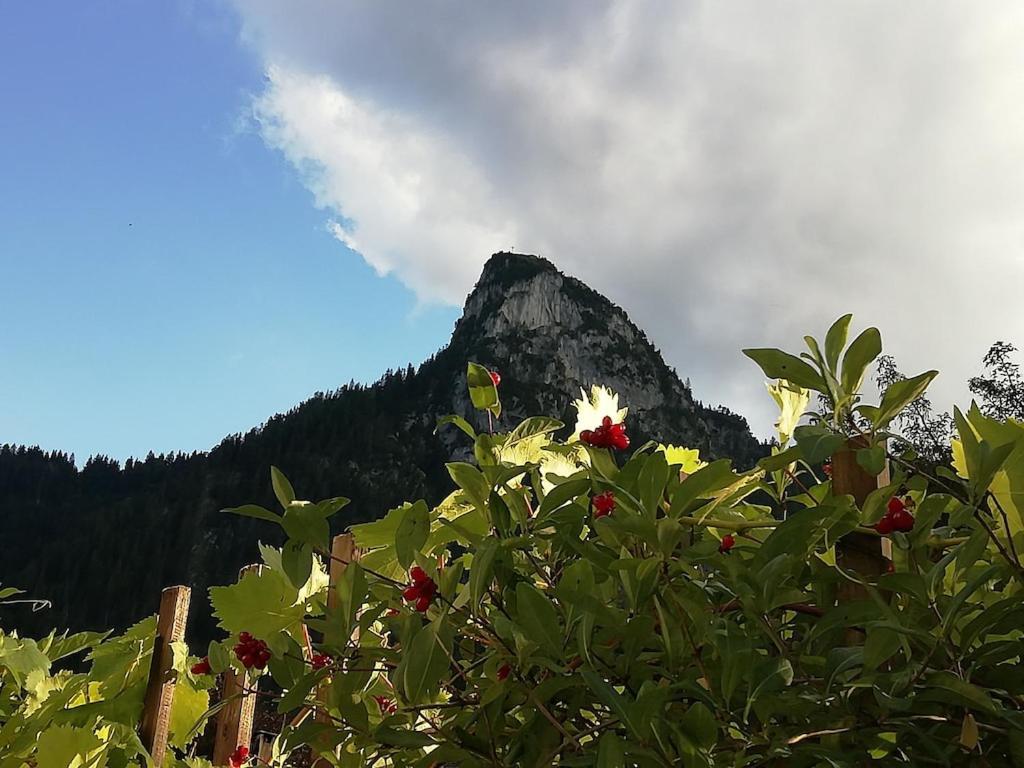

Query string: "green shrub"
[2, 317, 1023, 767]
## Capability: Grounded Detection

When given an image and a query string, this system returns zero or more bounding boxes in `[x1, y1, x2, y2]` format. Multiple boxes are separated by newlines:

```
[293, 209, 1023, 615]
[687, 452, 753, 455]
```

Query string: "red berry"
[403, 570, 438, 611]
[822, 462, 832, 477]
[490, 370, 501, 387]
[497, 663, 512, 681]
[890, 508, 915, 533]
[580, 429, 594, 444]
[592, 490, 616, 518]
[875, 515, 895, 535]
[719, 534, 736, 554]
[311, 653, 332, 671]
[190, 657, 211, 675]
[234, 634, 270, 670]
[374, 695, 397, 715]
[228, 745, 249, 768]
[602, 416, 613, 428]
[887, 497, 906, 516]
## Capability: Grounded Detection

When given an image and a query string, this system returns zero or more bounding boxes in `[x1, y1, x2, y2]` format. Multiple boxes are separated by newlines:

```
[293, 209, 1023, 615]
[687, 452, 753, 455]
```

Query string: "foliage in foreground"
[2, 316, 1024, 767]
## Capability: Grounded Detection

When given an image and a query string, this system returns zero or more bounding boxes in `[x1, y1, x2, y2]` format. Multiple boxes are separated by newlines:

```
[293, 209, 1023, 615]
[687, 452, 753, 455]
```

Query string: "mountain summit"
[0, 252, 762, 639]
[446, 252, 760, 461]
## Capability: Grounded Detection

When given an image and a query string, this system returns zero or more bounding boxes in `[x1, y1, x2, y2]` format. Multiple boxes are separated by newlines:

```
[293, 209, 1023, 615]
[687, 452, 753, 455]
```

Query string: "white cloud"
[231, 1, 1024, 436]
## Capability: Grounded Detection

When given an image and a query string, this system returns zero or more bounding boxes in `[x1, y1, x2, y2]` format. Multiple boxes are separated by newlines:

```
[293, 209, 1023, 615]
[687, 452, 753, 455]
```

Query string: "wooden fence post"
[312, 533, 359, 768]
[141, 585, 191, 767]
[257, 732, 275, 763]
[213, 564, 264, 764]
[832, 438, 891, 635]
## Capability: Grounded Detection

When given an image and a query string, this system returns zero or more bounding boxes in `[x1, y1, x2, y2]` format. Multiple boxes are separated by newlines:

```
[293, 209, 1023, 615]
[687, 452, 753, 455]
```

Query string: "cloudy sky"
[232, 1, 1024, 430]
[3, 1, 1024, 459]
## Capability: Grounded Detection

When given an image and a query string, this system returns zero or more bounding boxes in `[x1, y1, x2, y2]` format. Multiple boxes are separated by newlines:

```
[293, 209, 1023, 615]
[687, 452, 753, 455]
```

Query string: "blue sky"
[0, 1, 460, 462]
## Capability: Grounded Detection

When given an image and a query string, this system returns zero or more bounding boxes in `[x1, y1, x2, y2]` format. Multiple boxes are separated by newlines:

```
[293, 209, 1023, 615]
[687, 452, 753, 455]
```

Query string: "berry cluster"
[310, 652, 333, 671]
[489, 370, 501, 387]
[234, 632, 271, 671]
[190, 656, 211, 675]
[718, 534, 736, 554]
[581, 416, 630, 451]
[374, 695, 398, 715]
[402, 566, 437, 612]
[228, 745, 249, 768]
[875, 497, 915, 535]
[591, 490, 616, 519]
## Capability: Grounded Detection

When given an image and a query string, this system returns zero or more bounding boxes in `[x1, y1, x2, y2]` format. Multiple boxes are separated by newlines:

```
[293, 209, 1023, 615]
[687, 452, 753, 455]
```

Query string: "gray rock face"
[437, 252, 764, 466]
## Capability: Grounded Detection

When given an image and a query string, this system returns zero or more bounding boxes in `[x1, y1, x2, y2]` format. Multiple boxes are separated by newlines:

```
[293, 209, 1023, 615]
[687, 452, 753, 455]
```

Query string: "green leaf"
[856, 446, 886, 476]
[505, 416, 563, 446]
[596, 732, 626, 768]
[435, 414, 477, 440]
[373, 725, 438, 748]
[638, 451, 670, 517]
[281, 540, 314, 591]
[470, 539, 499, 610]
[669, 460, 736, 516]
[271, 465, 296, 508]
[488, 490, 512, 536]
[941, 565, 1000, 635]
[282, 502, 330, 551]
[36, 725, 106, 768]
[824, 314, 853, 373]
[793, 425, 846, 465]
[223, 504, 281, 524]
[864, 627, 902, 671]
[349, 507, 405, 551]
[447, 462, 491, 513]
[742, 348, 826, 392]
[745, 658, 794, 719]
[680, 701, 717, 750]
[395, 500, 430, 568]
[923, 671, 998, 714]
[317, 496, 350, 517]
[0, 585, 24, 601]
[400, 620, 450, 704]
[757, 444, 802, 472]
[329, 563, 368, 647]
[207, 639, 230, 674]
[467, 362, 501, 418]
[209, 568, 304, 637]
[168, 676, 210, 749]
[580, 669, 641, 740]
[515, 582, 562, 657]
[869, 371, 939, 428]
[537, 476, 590, 520]
[0, 635, 51, 686]
[840, 327, 882, 396]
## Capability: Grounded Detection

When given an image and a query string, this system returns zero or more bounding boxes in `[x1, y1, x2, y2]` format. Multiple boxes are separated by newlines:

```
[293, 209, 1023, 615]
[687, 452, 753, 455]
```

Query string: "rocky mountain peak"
[439, 253, 764, 465]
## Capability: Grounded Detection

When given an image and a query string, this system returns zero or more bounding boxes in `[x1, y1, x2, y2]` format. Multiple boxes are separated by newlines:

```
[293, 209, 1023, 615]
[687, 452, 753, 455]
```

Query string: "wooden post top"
[140, 585, 191, 767]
